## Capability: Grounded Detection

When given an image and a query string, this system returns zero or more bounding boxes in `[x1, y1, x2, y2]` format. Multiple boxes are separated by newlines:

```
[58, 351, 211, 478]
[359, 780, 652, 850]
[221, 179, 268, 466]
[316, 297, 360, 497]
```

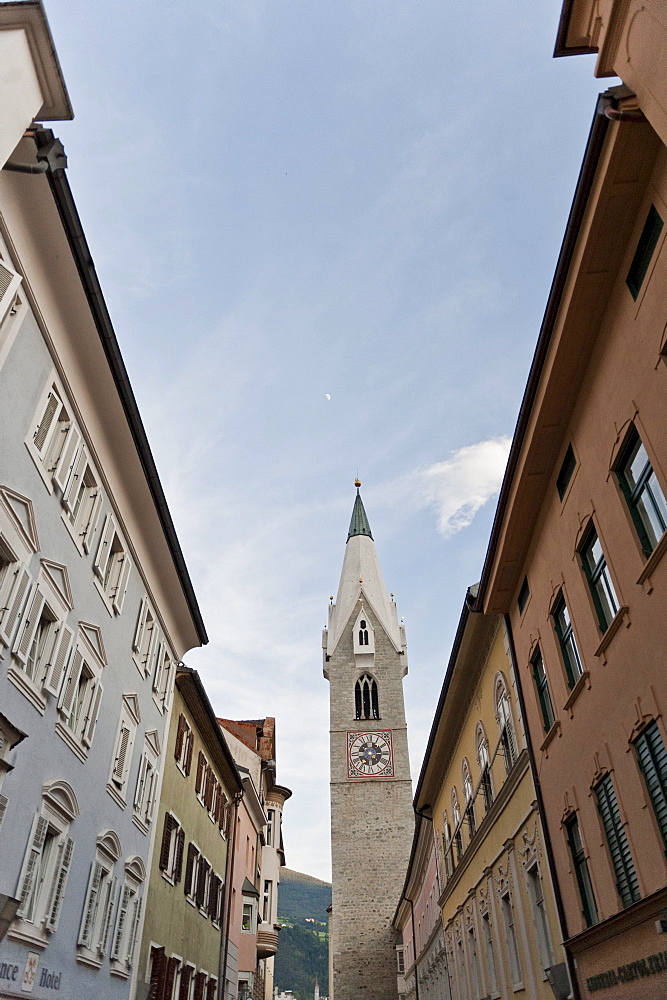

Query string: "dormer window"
[353, 607, 375, 655]
[355, 674, 379, 720]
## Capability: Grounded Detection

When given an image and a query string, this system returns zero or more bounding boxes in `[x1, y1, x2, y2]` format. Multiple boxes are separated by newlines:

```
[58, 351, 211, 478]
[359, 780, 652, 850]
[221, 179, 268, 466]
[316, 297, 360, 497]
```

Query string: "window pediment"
[97, 829, 122, 861]
[79, 622, 107, 666]
[124, 855, 146, 885]
[40, 560, 73, 611]
[42, 779, 79, 821]
[0, 486, 39, 556]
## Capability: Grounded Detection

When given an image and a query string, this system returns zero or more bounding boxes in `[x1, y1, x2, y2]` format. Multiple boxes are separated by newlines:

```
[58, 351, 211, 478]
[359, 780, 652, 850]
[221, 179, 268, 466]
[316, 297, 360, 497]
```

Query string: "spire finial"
[355, 477, 361, 492]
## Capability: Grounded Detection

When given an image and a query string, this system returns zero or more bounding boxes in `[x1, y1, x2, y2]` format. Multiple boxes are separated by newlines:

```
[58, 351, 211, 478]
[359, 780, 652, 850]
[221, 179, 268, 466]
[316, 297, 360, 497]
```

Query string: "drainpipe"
[503, 614, 580, 1000]
[220, 791, 243, 1000]
[409, 899, 420, 1000]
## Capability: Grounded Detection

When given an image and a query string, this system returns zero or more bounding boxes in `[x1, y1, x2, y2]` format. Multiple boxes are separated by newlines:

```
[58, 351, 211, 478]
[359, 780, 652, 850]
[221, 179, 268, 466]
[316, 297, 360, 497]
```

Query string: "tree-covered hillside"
[275, 868, 331, 1000]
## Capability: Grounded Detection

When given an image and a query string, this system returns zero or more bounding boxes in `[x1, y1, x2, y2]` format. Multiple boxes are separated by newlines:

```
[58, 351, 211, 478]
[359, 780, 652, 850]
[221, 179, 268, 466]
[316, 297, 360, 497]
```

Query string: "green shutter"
[636, 722, 667, 850]
[595, 776, 640, 907]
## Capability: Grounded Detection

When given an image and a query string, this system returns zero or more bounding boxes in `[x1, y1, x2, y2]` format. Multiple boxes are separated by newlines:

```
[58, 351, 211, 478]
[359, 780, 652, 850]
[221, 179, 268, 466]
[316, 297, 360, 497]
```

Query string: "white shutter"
[152, 639, 166, 694]
[78, 861, 103, 947]
[99, 875, 117, 955]
[62, 448, 87, 512]
[93, 515, 115, 581]
[112, 551, 131, 614]
[81, 488, 103, 553]
[58, 647, 83, 716]
[13, 585, 44, 664]
[113, 725, 131, 784]
[53, 424, 81, 494]
[0, 257, 22, 327]
[145, 763, 157, 823]
[46, 836, 74, 931]
[82, 682, 104, 747]
[33, 391, 60, 454]
[132, 598, 148, 653]
[0, 566, 31, 646]
[0, 793, 8, 833]
[15, 813, 48, 916]
[133, 754, 148, 811]
[44, 623, 74, 698]
[126, 894, 142, 966]
[112, 885, 131, 961]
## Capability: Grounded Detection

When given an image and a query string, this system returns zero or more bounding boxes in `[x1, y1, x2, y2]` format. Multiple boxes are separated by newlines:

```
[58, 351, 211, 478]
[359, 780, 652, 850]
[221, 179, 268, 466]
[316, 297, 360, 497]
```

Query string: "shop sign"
[587, 950, 667, 992]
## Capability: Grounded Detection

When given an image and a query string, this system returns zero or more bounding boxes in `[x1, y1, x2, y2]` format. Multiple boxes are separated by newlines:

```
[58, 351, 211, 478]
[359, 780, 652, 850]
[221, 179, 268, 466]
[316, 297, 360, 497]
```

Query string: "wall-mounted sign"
[586, 950, 667, 992]
[21, 952, 39, 993]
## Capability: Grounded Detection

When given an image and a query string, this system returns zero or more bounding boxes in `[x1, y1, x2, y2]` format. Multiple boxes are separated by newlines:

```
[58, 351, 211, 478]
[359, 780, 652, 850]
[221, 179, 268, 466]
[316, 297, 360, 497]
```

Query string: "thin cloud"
[418, 438, 511, 537]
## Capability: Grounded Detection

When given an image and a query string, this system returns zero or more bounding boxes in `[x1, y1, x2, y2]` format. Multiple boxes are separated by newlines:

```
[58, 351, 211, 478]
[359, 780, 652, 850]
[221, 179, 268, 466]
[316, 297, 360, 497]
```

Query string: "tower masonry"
[323, 485, 414, 1000]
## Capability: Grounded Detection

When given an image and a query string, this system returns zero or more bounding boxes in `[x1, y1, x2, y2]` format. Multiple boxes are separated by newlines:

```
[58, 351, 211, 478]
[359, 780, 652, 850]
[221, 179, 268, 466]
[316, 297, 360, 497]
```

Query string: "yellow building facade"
[416, 599, 571, 1000]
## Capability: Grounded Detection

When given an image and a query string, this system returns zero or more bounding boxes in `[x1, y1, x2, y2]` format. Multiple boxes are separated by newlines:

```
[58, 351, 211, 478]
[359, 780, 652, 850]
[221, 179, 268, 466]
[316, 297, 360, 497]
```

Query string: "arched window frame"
[462, 759, 476, 840]
[442, 810, 454, 879]
[495, 674, 518, 774]
[476, 722, 494, 812]
[354, 673, 379, 720]
[451, 788, 463, 863]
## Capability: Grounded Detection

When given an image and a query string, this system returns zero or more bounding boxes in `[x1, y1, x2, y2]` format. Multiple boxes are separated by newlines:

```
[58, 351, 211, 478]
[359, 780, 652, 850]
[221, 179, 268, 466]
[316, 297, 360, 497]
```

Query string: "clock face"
[347, 731, 394, 778]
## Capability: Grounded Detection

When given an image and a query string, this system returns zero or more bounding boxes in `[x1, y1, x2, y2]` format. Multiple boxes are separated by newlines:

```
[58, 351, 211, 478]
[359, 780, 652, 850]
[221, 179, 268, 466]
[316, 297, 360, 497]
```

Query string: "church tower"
[323, 483, 414, 1000]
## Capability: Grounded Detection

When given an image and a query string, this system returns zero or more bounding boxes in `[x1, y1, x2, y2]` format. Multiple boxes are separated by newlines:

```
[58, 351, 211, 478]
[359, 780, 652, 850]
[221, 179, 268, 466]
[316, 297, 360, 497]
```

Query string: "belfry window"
[355, 674, 379, 720]
[358, 620, 369, 645]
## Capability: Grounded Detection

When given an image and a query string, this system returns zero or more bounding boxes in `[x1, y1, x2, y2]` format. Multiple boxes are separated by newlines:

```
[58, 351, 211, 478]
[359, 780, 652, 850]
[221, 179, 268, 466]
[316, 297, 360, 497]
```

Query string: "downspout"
[220, 791, 243, 1000]
[502, 614, 580, 1000]
[409, 899, 420, 1000]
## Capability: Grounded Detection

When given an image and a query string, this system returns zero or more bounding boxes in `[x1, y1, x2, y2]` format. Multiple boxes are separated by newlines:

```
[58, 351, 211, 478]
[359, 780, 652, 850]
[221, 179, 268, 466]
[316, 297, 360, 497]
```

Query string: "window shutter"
[44, 623, 74, 697]
[218, 797, 227, 832]
[62, 448, 87, 512]
[636, 722, 667, 847]
[113, 726, 131, 783]
[134, 755, 148, 811]
[174, 828, 185, 883]
[0, 566, 31, 646]
[78, 860, 103, 947]
[53, 424, 82, 494]
[596, 775, 640, 906]
[133, 598, 148, 653]
[184, 842, 198, 896]
[184, 731, 194, 775]
[195, 752, 205, 795]
[112, 551, 131, 614]
[58, 647, 83, 715]
[149, 947, 166, 1000]
[46, 836, 74, 931]
[0, 793, 7, 834]
[209, 875, 219, 920]
[152, 639, 166, 694]
[99, 876, 118, 955]
[0, 258, 22, 325]
[196, 858, 209, 909]
[145, 764, 158, 823]
[125, 894, 142, 966]
[112, 884, 131, 960]
[93, 515, 115, 581]
[82, 683, 103, 747]
[194, 972, 206, 1000]
[175, 714, 187, 761]
[80, 492, 101, 555]
[33, 391, 59, 453]
[15, 813, 48, 915]
[179, 967, 192, 1000]
[206, 978, 218, 1000]
[13, 585, 44, 663]
[165, 957, 179, 1000]
[159, 813, 174, 871]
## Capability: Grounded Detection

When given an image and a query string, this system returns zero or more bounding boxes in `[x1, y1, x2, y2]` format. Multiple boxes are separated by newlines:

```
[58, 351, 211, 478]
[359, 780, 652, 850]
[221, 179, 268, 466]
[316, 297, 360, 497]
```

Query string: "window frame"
[531, 645, 556, 733]
[551, 591, 583, 690]
[616, 427, 667, 558]
[565, 814, 598, 928]
[626, 203, 664, 300]
[634, 720, 667, 852]
[578, 523, 619, 633]
[594, 773, 641, 908]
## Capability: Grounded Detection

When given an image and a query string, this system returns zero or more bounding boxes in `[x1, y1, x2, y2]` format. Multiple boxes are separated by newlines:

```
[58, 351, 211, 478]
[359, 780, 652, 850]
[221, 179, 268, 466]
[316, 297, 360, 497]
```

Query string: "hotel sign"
[586, 950, 667, 992]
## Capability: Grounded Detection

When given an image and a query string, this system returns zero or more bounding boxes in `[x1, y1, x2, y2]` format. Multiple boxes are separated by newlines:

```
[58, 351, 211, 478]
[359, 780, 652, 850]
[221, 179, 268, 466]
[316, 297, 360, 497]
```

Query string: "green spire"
[347, 488, 373, 542]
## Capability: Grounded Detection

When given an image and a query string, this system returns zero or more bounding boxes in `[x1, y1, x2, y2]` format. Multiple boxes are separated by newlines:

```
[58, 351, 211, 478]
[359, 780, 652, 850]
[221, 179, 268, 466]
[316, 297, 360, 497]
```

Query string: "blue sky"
[44, 0, 608, 881]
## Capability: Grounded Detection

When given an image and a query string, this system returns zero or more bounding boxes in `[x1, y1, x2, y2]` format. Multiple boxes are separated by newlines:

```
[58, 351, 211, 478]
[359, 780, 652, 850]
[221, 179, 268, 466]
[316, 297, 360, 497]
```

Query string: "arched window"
[476, 723, 493, 812]
[495, 675, 517, 774]
[355, 674, 379, 720]
[442, 811, 454, 879]
[451, 788, 463, 863]
[358, 619, 369, 646]
[463, 760, 476, 839]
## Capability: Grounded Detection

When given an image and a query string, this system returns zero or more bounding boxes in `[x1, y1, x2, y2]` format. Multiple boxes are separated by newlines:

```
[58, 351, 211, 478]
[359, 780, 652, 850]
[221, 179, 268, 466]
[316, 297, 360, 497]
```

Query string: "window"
[355, 673, 379, 720]
[468, 927, 481, 1000]
[30, 384, 77, 491]
[107, 695, 140, 805]
[184, 842, 200, 901]
[110, 859, 145, 976]
[133, 597, 157, 675]
[15, 815, 73, 932]
[496, 681, 517, 772]
[195, 856, 211, 913]
[627, 204, 664, 299]
[242, 902, 254, 933]
[565, 815, 598, 927]
[451, 790, 463, 863]
[353, 607, 375, 654]
[481, 912, 497, 996]
[77, 832, 121, 961]
[263, 879, 273, 922]
[595, 774, 641, 908]
[63, 450, 102, 552]
[93, 514, 131, 614]
[501, 892, 522, 986]
[634, 721, 667, 850]
[477, 732, 493, 812]
[266, 809, 274, 847]
[557, 444, 576, 500]
[517, 577, 530, 615]
[159, 813, 185, 884]
[150, 631, 175, 709]
[463, 763, 476, 840]
[579, 525, 619, 632]
[175, 714, 194, 775]
[531, 646, 555, 732]
[617, 428, 667, 556]
[57, 633, 105, 757]
[552, 593, 583, 689]
[133, 733, 160, 830]
[209, 874, 224, 927]
[206, 977, 218, 1000]
[442, 813, 454, 879]
[527, 863, 554, 973]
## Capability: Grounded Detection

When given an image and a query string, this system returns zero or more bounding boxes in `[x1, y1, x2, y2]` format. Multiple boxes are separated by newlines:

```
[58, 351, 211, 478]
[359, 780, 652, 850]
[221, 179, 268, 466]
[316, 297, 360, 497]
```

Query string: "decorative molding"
[42, 778, 79, 820]
[40, 559, 73, 611]
[0, 486, 39, 553]
[78, 622, 107, 666]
